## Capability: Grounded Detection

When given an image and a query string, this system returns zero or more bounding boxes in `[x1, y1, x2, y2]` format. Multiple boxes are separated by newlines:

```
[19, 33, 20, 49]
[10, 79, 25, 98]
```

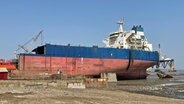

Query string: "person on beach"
[57, 69, 62, 79]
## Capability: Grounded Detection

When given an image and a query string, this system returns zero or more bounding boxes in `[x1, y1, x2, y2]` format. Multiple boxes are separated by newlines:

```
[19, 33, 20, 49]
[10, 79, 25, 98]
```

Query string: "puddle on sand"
[160, 83, 184, 86]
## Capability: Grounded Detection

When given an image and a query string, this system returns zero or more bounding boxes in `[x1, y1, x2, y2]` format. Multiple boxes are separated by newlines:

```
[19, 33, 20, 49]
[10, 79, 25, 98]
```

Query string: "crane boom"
[14, 30, 43, 58]
[33, 30, 43, 42]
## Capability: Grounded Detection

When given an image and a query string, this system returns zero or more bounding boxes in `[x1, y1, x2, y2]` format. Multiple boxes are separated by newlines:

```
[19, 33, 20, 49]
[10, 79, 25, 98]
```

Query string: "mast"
[117, 19, 124, 32]
[117, 19, 126, 48]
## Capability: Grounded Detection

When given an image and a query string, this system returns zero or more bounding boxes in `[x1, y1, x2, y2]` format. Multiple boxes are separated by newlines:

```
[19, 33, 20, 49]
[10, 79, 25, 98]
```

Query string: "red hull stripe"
[18, 55, 157, 77]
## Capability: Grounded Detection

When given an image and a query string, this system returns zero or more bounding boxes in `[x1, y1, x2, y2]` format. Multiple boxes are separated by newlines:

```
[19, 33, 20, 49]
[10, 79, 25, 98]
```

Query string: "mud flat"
[109, 71, 184, 99]
[0, 80, 183, 104]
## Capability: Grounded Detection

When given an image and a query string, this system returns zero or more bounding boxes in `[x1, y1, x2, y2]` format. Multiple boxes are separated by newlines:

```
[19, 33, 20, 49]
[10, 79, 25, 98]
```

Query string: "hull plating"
[15, 55, 157, 79]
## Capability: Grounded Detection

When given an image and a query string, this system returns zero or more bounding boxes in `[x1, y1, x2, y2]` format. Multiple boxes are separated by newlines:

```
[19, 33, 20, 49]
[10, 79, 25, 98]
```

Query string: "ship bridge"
[103, 20, 152, 51]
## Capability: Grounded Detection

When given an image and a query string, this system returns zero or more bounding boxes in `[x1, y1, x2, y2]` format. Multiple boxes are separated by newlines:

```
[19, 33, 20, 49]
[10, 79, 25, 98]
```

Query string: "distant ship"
[14, 20, 159, 79]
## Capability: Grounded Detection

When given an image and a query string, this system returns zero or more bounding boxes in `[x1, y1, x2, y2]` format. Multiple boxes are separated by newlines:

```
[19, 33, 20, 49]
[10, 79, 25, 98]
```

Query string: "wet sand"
[0, 80, 183, 104]
[109, 71, 184, 99]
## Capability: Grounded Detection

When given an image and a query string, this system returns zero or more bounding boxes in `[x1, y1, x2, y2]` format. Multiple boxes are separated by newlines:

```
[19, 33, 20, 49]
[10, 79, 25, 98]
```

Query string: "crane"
[14, 30, 43, 58]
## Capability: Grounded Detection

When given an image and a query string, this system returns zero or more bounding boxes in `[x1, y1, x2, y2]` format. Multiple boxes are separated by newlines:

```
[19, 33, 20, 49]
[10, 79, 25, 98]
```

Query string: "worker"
[57, 69, 62, 79]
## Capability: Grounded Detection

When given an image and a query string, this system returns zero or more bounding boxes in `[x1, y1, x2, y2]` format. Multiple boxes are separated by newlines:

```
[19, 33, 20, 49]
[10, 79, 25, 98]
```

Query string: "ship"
[13, 20, 159, 80]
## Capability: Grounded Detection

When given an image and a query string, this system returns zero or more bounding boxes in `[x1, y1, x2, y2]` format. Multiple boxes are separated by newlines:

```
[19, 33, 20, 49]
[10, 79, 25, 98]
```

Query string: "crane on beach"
[14, 30, 43, 58]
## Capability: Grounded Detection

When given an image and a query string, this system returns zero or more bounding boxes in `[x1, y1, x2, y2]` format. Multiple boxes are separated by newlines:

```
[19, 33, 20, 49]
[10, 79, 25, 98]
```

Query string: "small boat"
[157, 71, 173, 79]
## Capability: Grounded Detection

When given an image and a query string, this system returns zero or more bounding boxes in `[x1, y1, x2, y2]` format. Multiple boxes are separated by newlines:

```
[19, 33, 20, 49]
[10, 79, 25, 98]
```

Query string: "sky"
[0, 0, 184, 69]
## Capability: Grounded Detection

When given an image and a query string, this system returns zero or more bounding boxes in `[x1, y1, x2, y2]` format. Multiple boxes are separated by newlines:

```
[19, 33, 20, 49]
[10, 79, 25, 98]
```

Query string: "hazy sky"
[0, 0, 183, 69]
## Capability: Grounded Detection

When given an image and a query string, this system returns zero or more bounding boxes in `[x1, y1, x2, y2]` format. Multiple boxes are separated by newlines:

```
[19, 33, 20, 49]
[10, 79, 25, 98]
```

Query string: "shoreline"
[0, 80, 183, 104]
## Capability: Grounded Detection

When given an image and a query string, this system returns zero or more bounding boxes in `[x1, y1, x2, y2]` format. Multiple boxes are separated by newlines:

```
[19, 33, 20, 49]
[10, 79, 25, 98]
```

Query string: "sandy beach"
[0, 80, 183, 104]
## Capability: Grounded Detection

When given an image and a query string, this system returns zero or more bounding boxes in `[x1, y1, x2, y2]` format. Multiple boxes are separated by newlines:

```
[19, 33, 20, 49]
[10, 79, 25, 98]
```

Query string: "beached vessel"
[15, 20, 159, 79]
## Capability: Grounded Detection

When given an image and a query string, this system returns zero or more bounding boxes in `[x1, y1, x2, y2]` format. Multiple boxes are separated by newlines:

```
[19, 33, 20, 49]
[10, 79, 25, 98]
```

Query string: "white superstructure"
[103, 20, 153, 51]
